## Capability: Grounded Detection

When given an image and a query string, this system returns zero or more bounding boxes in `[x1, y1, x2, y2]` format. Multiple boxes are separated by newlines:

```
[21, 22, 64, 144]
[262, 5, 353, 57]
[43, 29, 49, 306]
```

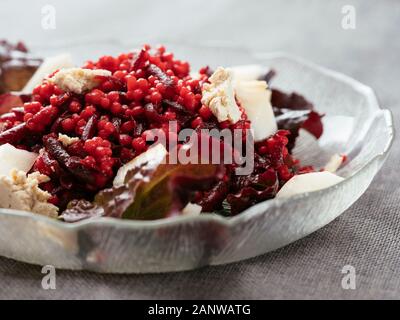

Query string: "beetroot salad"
[0, 44, 345, 222]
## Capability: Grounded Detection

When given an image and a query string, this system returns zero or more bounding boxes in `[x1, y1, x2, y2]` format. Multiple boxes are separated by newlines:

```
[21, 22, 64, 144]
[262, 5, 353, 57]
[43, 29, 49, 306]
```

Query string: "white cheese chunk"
[0, 170, 58, 218]
[0, 143, 38, 177]
[48, 68, 111, 94]
[201, 67, 241, 124]
[276, 171, 344, 199]
[23, 53, 74, 93]
[234, 80, 277, 141]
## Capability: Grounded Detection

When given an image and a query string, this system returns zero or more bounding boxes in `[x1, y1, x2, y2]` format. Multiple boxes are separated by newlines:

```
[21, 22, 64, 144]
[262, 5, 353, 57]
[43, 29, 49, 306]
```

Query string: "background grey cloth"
[0, 0, 399, 299]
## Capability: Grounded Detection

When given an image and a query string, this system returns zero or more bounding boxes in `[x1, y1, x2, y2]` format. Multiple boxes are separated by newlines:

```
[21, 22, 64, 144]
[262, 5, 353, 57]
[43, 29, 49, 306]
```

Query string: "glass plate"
[0, 42, 394, 273]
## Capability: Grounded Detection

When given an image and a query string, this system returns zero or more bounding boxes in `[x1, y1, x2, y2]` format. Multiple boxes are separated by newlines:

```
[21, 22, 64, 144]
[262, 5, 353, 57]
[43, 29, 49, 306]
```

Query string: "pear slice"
[276, 171, 344, 199]
[23, 53, 74, 93]
[0, 143, 38, 177]
[230, 64, 266, 82]
[113, 143, 168, 187]
[234, 80, 277, 141]
[324, 154, 345, 173]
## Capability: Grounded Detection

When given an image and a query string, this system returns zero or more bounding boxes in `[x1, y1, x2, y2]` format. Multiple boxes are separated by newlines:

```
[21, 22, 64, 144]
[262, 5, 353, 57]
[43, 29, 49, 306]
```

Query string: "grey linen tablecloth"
[0, 0, 399, 299]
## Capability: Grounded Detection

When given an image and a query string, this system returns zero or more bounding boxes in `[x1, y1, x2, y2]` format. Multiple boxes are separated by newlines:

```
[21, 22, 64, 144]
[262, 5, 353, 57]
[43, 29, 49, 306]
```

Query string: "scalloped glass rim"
[0, 44, 394, 273]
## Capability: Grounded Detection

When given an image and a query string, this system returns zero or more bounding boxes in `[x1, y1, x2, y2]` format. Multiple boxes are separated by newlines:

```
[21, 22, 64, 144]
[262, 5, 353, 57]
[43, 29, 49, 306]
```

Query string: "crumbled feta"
[324, 154, 345, 173]
[48, 68, 111, 94]
[0, 170, 58, 218]
[234, 80, 277, 141]
[0, 143, 38, 177]
[276, 171, 344, 199]
[58, 133, 79, 147]
[201, 67, 241, 124]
